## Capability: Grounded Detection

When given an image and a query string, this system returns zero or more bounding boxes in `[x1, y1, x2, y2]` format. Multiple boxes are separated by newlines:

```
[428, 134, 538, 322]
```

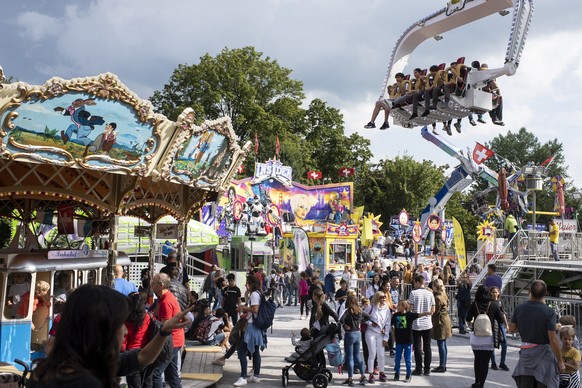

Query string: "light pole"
[523, 165, 546, 258]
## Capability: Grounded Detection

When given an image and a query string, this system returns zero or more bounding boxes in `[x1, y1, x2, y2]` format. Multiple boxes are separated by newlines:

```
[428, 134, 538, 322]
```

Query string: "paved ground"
[216, 304, 521, 388]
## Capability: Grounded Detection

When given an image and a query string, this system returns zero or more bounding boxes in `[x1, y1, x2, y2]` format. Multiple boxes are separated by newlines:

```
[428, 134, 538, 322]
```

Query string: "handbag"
[228, 316, 248, 346]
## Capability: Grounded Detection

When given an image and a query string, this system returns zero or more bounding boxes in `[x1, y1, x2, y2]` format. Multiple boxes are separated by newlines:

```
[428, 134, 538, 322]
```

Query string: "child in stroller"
[281, 323, 339, 388]
[285, 328, 312, 363]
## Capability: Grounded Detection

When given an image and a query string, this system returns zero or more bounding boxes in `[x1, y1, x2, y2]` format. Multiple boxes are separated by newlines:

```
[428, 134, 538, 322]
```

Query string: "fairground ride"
[378, 0, 533, 128]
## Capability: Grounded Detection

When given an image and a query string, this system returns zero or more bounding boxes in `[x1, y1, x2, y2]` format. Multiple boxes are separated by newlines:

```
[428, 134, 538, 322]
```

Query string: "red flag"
[307, 171, 322, 180]
[472, 142, 495, 165]
[254, 132, 259, 155]
[339, 167, 355, 177]
[541, 155, 556, 167]
[275, 135, 280, 158]
[57, 204, 75, 234]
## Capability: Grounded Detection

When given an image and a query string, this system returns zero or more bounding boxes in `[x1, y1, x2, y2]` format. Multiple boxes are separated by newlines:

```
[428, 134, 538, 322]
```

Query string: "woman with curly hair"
[28, 285, 191, 388]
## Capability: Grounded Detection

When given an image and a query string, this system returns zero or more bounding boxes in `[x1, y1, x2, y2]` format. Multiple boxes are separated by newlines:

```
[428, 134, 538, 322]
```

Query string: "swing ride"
[377, 0, 534, 128]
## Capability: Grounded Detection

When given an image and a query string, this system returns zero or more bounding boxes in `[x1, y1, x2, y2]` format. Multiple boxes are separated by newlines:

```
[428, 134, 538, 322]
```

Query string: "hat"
[480, 63, 489, 70]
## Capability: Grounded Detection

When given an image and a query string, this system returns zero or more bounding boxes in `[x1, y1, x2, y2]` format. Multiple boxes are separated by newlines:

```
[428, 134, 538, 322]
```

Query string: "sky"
[2, 0, 582, 191]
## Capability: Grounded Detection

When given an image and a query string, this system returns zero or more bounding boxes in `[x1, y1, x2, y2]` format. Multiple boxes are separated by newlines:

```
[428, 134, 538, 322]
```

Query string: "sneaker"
[359, 375, 366, 385]
[432, 129, 439, 135]
[364, 122, 376, 129]
[491, 364, 499, 370]
[469, 119, 477, 126]
[454, 122, 462, 133]
[373, 368, 378, 375]
[477, 117, 486, 124]
[394, 373, 400, 381]
[389, 350, 395, 356]
[379, 372, 387, 382]
[499, 364, 510, 371]
[341, 378, 353, 385]
[248, 375, 260, 383]
[423, 370, 430, 376]
[421, 110, 430, 117]
[445, 124, 452, 136]
[431, 366, 446, 373]
[368, 373, 375, 383]
[379, 122, 389, 130]
[493, 120, 505, 126]
[233, 377, 248, 387]
[404, 374, 411, 383]
[408, 113, 418, 120]
[411, 370, 422, 376]
[212, 357, 225, 366]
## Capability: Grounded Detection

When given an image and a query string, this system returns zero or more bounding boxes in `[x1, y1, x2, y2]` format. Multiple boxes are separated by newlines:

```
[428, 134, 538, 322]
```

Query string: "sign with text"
[48, 249, 108, 260]
[555, 218, 578, 233]
[134, 225, 152, 237]
[156, 224, 179, 239]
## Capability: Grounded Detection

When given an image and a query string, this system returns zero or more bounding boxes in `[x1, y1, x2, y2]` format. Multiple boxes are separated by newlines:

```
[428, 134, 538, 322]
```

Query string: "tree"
[150, 46, 305, 150]
[356, 155, 447, 224]
[151, 47, 374, 185]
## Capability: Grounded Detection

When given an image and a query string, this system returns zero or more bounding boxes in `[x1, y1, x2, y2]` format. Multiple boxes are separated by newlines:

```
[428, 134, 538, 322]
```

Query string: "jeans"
[473, 349, 493, 388]
[394, 343, 412, 375]
[436, 339, 447, 368]
[551, 242, 559, 261]
[300, 295, 310, 317]
[491, 324, 507, 366]
[153, 346, 182, 388]
[287, 286, 298, 305]
[508, 232, 518, 259]
[412, 329, 432, 372]
[344, 331, 365, 378]
[126, 364, 154, 388]
[237, 340, 261, 378]
[457, 301, 469, 332]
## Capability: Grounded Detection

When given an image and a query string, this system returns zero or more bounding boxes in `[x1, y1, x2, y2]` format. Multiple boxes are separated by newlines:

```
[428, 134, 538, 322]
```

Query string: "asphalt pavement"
[216, 304, 520, 388]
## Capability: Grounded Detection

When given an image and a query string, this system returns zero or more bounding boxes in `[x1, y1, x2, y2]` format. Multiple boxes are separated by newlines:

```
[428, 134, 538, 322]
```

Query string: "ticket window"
[329, 242, 351, 265]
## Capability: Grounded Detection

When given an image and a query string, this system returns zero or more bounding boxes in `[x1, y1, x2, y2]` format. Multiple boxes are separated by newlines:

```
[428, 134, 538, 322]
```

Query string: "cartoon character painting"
[55, 98, 105, 146]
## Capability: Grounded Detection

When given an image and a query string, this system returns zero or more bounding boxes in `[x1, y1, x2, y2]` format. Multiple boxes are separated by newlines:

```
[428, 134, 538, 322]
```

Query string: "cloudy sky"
[2, 0, 582, 190]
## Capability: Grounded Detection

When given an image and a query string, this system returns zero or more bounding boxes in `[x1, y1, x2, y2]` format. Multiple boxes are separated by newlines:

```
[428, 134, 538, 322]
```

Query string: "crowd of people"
[20, 243, 581, 388]
[364, 59, 504, 135]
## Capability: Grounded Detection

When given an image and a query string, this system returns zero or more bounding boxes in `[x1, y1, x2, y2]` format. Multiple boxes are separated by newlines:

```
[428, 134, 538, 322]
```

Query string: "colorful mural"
[170, 123, 233, 188]
[3, 93, 157, 168]
[209, 160, 353, 239]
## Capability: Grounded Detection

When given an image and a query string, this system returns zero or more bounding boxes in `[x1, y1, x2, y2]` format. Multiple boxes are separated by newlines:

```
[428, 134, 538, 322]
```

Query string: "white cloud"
[15, 11, 60, 42]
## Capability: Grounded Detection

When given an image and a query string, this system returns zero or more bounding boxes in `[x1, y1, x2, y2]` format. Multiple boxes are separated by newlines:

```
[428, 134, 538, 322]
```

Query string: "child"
[559, 315, 580, 350]
[285, 328, 312, 362]
[559, 326, 581, 388]
[391, 300, 430, 383]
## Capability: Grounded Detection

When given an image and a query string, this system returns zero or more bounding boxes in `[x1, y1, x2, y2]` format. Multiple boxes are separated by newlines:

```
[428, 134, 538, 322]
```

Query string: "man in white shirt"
[408, 275, 435, 376]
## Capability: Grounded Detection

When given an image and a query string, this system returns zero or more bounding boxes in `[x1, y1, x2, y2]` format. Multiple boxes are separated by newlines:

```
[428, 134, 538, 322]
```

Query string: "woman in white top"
[364, 291, 392, 383]
[365, 274, 382, 299]
[349, 267, 359, 291]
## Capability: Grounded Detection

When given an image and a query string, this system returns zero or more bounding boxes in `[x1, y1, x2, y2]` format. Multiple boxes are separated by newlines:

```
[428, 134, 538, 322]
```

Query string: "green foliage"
[0, 218, 12, 248]
[355, 155, 447, 224]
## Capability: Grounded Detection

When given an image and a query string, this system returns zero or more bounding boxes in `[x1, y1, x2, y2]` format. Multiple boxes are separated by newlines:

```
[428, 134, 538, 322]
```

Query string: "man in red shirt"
[152, 273, 184, 388]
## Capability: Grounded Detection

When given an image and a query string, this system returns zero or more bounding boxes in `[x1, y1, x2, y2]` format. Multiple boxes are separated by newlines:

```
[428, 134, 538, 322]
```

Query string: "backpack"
[325, 341, 344, 367]
[473, 302, 492, 337]
[253, 292, 277, 331]
[191, 316, 214, 342]
[146, 313, 174, 366]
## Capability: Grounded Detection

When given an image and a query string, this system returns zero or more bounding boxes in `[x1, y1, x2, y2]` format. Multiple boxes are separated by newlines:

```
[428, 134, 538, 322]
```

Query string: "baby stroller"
[0, 359, 30, 388]
[281, 323, 339, 388]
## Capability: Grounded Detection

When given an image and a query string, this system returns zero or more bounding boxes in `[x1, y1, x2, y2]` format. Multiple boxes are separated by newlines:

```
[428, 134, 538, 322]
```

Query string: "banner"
[292, 227, 310, 272]
[57, 204, 75, 235]
[452, 216, 467, 270]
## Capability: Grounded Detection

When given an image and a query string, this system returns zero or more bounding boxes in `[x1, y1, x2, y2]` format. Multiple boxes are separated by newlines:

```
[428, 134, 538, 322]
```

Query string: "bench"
[181, 341, 224, 388]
